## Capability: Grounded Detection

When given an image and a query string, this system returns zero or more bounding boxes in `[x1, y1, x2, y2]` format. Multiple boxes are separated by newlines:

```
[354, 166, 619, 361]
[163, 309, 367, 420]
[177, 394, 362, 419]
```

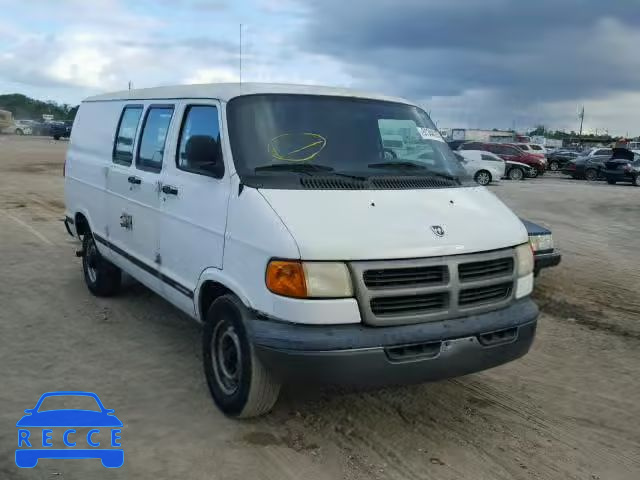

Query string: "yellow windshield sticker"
[268, 133, 327, 162]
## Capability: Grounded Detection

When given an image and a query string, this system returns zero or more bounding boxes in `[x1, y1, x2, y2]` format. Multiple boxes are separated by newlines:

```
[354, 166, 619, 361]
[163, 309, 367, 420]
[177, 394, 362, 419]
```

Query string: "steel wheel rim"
[211, 320, 242, 395]
[86, 240, 98, 283]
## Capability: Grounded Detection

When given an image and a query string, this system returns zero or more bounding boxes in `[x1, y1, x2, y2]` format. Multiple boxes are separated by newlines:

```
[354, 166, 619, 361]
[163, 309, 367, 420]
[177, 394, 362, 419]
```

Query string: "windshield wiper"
[254, 163, 334, 175]
[367, 161, 428, 170]
[368, 161, 461, 185]
[254, 163, 367, 181]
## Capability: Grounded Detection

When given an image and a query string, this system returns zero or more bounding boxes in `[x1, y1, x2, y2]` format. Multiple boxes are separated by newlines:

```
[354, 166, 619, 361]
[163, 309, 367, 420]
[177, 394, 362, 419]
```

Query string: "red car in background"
[459, 142, 546, 177]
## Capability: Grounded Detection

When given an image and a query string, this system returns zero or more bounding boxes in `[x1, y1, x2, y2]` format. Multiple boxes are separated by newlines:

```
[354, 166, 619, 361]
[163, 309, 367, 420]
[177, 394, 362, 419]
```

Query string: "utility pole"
[578, 105, 584, 137]
[128, 81, 132, 91]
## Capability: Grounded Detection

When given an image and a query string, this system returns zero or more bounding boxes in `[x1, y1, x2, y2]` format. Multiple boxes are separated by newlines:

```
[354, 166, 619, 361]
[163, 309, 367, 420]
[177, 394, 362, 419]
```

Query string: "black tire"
[203, 294, 280, 418]
[508, 167, 524, 181]
[82, 234, 121, 297]
[529, 168, 538, 178]
[606, 178, 616, 185]
[474, 170, 492, 185]
[585, 168, 598, 182]
[16, 129, 24, 136]
[634, 175, 640, 187]
[53, 135, 60, 140]
[549, 161, 559, 171]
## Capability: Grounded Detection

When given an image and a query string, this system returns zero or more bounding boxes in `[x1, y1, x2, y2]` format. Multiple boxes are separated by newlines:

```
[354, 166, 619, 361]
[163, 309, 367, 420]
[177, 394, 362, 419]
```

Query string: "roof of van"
[84, 82, 415, 105]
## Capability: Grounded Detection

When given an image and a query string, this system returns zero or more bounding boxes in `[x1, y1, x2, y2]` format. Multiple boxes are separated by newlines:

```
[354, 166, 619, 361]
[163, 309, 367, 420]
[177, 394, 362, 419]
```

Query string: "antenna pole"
[239, 24, 242, 85]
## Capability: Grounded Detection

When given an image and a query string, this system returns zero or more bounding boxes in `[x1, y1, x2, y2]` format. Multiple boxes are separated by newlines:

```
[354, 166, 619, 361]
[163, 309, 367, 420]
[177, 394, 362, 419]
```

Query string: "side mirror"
[185, 135, 224, 177]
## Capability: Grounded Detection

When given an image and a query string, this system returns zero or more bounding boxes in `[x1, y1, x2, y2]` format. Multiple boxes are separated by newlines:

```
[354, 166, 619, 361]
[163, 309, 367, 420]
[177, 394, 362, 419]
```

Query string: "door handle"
[162, 185, 179, 195]
[128, 176, 141, 184]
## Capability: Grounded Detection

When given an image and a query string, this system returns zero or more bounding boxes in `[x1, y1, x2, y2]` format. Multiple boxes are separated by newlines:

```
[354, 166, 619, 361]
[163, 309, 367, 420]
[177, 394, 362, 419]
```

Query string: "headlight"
[515, 243, 534, 299]
[528, 234, 554, 252]
[266, 260, 353, 298]
[515, 243, 534, 277]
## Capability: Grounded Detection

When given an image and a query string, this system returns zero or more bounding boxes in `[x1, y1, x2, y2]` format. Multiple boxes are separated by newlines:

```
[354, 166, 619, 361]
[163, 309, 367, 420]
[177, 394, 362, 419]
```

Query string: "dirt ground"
[0, 135, 638, 480]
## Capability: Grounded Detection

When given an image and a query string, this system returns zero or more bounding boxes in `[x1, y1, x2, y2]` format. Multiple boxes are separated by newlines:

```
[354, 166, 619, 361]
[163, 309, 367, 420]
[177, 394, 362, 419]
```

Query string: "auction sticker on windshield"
[417, 127, 445, 142]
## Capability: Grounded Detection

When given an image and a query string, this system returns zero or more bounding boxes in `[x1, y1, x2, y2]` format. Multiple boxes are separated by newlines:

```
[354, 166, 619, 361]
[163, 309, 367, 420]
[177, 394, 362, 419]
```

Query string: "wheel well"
[199, 281, 233, 321]
[75, 213, 90, 237]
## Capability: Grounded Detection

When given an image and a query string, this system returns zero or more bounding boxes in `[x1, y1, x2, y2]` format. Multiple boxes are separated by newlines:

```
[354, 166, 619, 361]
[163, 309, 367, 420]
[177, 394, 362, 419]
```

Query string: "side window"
[113, 106, 143, 165]
[136, 106, 174, 173]
[176, 105, 224, 178]
[481, 153, 499, 161]
[505, 147, 519, 155]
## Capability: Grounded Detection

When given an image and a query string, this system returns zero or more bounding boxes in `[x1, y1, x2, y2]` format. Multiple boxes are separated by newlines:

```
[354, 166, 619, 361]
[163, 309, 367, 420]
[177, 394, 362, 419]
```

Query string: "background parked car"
[521, 219, 561, 276]
[513, 143, 547, 158]
[13, 120, 33, 135]
[459, 142, 546, 177]
[604, 156, 640, 186]
[547, 150, 580, 171]
[50, 120, 72, 140]
[455, 150, 505, 185]
[505, 160, 535, 180]
[562, 155, 609, 181]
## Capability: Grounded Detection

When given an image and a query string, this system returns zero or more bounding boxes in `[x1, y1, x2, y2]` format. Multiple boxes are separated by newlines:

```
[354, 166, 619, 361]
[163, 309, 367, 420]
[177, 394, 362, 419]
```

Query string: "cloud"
[296, 0, 640, 133]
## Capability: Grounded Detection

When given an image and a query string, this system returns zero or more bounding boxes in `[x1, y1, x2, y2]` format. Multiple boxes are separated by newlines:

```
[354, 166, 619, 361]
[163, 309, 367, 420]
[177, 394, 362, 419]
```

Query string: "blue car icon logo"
[16, 391, 123, 468]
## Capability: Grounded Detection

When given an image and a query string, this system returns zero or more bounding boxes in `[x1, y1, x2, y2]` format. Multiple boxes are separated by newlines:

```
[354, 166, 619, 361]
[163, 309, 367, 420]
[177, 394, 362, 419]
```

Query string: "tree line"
[0, 94, 78, 121]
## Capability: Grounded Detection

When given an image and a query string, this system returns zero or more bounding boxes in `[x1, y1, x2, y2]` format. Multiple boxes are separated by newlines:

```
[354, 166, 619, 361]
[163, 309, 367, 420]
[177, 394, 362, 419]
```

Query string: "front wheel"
[508, 167, 524, 181]
[585, 168, 598, 182]
[203, 294, 281, 418]
[549, 161, 559, 171]
[474, 170, 492, 185]
[82, 234, 121, 296]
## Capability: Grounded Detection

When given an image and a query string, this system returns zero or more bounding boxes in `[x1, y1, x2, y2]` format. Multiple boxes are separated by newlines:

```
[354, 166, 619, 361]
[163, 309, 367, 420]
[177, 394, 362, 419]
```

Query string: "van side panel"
[65, 102, 124, 256]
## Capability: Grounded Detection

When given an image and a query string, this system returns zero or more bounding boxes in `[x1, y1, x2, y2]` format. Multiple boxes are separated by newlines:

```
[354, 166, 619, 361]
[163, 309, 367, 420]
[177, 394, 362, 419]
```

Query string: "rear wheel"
[474, 170, 491, 185]
[203, 294, 281, 418]
[529, 168, 538, 178]
[549, 161, 559, 171]
[508, 167, 524, 181]
[82, 234, 121, 296]
[15, 128, 24, 135]
[585, 168, 598, 182]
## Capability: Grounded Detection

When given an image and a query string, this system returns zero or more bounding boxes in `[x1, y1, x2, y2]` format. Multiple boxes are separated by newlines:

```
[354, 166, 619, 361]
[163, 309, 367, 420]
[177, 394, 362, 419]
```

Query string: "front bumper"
[249, 298, 538, 386]
[534, 251, 561, 274]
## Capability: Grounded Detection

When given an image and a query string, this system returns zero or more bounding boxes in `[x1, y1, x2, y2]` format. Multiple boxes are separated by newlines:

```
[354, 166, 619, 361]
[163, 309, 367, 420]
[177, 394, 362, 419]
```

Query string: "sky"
[1, 0, 639, 135]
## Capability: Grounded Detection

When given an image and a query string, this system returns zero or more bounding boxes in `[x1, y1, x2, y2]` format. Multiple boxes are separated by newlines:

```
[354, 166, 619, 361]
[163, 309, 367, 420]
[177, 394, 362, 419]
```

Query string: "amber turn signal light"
[266, 260, 307, 298]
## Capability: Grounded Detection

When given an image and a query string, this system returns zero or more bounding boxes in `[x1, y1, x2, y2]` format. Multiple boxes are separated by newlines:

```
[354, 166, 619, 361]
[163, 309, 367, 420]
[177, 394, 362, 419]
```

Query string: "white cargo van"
[64, 83, 538, 417]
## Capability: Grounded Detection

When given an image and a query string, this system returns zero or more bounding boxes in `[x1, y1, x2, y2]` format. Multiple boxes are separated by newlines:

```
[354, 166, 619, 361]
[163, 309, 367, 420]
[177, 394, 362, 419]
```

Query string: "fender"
[194, 268, 254, 322]
[72, 207, 110, 256]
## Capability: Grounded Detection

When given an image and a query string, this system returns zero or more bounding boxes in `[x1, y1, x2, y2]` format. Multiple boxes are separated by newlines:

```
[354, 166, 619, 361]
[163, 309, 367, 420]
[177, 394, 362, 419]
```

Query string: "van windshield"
[227, 94, 469, 189]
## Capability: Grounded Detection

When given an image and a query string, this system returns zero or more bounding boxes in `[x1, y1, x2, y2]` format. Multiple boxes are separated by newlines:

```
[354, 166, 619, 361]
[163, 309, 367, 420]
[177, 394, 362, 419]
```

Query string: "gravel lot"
[1, 135, 638, 480]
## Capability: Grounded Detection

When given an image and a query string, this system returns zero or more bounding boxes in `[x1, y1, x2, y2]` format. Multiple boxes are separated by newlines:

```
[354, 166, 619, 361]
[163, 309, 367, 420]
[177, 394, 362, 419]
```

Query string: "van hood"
[259, 187, 528, 260]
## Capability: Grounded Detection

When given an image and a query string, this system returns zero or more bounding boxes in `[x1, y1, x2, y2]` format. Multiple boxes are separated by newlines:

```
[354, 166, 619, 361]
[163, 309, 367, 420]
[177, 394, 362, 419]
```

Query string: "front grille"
[459, 282, 512, 307]
[371, 292, 448, 316]
[459, 258, 514, 282]
[363, 265, 448, 288]
[350, 249, 516, 326]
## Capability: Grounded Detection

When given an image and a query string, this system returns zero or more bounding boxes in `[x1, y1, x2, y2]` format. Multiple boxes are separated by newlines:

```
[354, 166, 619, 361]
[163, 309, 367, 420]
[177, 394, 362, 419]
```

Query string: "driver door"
[158, 100, 230, 315]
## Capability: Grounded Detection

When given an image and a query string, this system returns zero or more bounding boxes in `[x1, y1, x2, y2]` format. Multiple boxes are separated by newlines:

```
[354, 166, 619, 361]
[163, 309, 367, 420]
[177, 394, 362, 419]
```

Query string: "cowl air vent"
[299, 177, 368, 189]
[299, 176, 459, 190]
[371, 176, 458, 189]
